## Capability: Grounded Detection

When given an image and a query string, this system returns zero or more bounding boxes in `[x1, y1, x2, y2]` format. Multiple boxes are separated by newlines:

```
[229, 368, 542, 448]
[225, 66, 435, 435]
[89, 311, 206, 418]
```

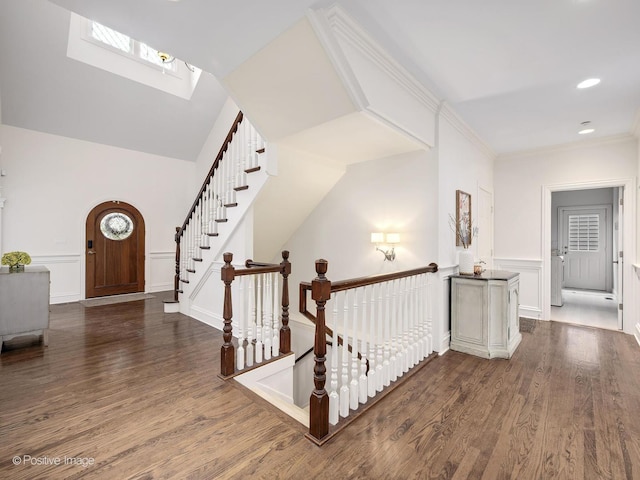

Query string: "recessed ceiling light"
[578, 121, 595, 134]
[577, 78, 600, 89]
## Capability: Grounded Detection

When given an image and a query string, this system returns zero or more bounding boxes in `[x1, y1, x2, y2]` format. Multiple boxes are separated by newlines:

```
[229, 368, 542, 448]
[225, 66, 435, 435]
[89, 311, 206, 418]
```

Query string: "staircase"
[164, 112, 271, 326]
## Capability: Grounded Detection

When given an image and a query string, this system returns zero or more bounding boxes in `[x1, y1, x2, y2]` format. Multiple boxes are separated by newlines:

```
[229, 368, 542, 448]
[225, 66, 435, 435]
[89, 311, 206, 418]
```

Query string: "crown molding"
[439, 103, 495, 160]
[318, 4, 440, 114]
[305, 8, 369, 111]
[496, 133, 636, 161]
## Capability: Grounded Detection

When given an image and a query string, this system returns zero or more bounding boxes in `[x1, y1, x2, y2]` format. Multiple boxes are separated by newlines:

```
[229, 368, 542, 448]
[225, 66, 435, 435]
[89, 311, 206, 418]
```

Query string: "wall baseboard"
[635, 323, 640, 347]
[189, 305, 224, 332]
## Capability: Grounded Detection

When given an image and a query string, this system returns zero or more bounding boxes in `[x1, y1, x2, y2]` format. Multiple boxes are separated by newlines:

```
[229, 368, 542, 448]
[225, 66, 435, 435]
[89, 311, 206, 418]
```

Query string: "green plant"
[1, 251, 32, 267]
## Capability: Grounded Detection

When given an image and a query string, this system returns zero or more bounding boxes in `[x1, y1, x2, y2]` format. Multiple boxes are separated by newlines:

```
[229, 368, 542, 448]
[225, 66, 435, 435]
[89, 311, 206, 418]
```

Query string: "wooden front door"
[86, 201, 145, 298]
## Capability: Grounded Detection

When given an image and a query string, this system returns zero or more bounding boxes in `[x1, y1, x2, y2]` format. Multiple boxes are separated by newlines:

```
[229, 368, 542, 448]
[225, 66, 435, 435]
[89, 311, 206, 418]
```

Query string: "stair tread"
[216, 218, 228, 223]
[200, 246, 211, 250]
[180, 279, 190, 284]
[224, 203, 238, 208]
[193, 258, 203, 262]
[207, 233, 219, 237]
[186, 269, 196, 273]
[234, 185, 249, 191]
[245, 166, 261, 174]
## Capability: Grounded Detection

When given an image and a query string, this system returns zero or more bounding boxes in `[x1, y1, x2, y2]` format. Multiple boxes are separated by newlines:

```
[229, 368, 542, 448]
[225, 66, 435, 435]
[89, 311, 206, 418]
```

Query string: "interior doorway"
[547, 185, 623, 331]
[85, 201, 145, 298]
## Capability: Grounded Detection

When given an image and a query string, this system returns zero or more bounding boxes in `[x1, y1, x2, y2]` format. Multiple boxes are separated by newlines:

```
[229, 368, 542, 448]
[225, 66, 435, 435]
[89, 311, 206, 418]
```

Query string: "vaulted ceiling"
[1, 0, 639, 160]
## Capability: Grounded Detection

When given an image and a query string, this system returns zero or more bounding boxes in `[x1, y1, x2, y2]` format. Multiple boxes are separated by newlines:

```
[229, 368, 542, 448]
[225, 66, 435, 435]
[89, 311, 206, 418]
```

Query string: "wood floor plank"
[2, 293, 640, 479]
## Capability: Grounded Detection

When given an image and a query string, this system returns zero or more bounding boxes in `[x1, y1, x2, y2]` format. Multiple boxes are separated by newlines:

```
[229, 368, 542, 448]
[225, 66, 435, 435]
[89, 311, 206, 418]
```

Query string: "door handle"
[88, 251, 96, 255]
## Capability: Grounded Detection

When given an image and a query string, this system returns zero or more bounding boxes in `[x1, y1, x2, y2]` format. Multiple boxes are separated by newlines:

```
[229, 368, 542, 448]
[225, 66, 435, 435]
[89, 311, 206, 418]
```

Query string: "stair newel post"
[279, 250, 291, 354]
[309, 259, 331, 442]
[221, 252, 236, 377]
[174, 227, 181, 302]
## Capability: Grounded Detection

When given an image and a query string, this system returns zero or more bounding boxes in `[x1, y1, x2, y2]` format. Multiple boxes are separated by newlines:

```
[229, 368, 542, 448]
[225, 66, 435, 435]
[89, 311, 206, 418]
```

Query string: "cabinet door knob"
[88, 251, 96, 255]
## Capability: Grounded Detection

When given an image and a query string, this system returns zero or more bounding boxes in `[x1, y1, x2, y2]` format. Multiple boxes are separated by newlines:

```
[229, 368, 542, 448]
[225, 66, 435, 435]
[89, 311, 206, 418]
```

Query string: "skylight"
[67, 13, 201, 100]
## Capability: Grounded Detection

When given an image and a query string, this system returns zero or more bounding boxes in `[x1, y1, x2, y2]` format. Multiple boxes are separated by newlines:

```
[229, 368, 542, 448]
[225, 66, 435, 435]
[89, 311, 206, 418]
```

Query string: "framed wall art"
[455, 190, 472, 247]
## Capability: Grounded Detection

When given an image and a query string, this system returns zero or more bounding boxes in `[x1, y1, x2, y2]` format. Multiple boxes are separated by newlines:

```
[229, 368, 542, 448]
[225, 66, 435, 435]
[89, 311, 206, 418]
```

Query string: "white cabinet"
[0, 266, 50, 351]
[450, 271, 521, 359]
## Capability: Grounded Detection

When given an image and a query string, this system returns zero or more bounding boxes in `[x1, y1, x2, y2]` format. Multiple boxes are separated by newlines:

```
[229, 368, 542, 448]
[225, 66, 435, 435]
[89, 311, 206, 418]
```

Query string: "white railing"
[220, 251, 291, 377]
[174, 113, 264, 299]
[301, 260, 438, 444]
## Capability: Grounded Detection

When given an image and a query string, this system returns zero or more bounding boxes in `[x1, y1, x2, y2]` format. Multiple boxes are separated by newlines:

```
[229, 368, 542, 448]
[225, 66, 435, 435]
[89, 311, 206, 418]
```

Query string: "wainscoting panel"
[436, 265, 457, 354]
[493, 258, 543, 319]
[30, 254, 82, 304]
[148, 251, 175, 293]
[633, 265, 640, 347]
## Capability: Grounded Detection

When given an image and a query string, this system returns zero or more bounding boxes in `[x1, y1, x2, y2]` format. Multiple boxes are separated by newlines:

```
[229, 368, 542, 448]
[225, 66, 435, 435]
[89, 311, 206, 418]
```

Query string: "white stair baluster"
[246, 276, 255, 367]
[382, 281, 391, 387]
[390, 279, 399, 382]
[255, 274, 263, 363]
[368, 283, 377, 398]
[263, 273, 272, 361]
[272, 272, 280, 357]
[412, 275, 421, 364]
[359, 286, 368, 405]
[236, 276, 245, 371]
[376, 282, 384, 392]
[426, 273, 434, 355]
[349, 289, 359, 411]
[402, 277, 411, 373]
[339, 290, 350, 418]
[329, 292, 340, 425]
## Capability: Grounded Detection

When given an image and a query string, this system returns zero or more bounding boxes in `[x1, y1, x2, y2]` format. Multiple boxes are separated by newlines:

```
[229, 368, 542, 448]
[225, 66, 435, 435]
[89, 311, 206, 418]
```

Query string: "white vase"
[458, 249, 474, 275]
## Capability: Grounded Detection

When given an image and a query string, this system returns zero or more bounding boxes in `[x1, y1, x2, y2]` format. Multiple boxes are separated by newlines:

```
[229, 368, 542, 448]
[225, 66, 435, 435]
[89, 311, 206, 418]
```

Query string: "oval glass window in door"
[100, 212, 134, 240]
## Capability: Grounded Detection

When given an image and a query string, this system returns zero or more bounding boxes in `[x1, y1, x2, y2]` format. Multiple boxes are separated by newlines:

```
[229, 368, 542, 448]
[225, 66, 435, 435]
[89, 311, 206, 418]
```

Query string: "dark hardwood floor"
[1, 293, 639, 479]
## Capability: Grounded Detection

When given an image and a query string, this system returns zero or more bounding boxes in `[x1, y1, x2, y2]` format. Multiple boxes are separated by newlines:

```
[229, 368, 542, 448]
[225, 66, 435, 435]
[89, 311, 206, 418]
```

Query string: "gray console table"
[0, 266, 50, 351]
[450, 270, 521, 359]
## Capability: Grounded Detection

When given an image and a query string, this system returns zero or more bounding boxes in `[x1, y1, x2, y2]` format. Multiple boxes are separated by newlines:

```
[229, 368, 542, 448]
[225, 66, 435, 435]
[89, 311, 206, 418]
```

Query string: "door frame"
[542, 178, 636, 335]
[84, 200, 146, 299]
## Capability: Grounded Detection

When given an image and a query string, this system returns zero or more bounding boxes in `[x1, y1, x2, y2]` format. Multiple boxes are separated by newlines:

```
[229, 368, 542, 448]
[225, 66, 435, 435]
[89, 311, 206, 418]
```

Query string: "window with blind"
[568, 214, 599, 252]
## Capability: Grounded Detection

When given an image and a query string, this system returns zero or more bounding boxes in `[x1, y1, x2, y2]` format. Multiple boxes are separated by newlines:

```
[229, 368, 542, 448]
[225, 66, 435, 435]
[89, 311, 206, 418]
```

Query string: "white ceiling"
[1, 0, 639, 159]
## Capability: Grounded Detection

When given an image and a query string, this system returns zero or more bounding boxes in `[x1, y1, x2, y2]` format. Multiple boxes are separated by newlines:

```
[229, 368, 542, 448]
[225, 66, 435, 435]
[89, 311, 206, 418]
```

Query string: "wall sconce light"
[371, 232, 400, 261]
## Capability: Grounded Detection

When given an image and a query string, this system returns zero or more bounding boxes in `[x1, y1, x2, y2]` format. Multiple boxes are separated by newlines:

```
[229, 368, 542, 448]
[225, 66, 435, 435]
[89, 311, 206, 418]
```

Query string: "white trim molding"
[440, 103, 495, 160]
[30, 254, 83, 304]
[493, 258, 543, 319]
[633, 264, 640, 346]
[148, 251, 175, 293]
[435, 265, 457, 354]
[542, 178, 636, 335]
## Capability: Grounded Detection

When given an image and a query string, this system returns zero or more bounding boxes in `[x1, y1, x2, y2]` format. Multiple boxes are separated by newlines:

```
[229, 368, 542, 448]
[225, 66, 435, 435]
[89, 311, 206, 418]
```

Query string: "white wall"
[0, 124, 194, 303]
[438, 110, 494, 268]
[281, 148, 438, 405]
[494, 136, 637, 331]
[436, 109, 495, 352]
[282, 148, 438, 328]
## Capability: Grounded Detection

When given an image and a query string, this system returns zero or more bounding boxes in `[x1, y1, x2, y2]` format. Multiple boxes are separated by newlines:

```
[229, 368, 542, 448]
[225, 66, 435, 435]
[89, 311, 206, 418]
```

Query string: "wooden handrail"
[305, 260, 439, 444]
[220, 250, 291, 377]
[178, 111, 243, 237]
[300, 263, 438, 321]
